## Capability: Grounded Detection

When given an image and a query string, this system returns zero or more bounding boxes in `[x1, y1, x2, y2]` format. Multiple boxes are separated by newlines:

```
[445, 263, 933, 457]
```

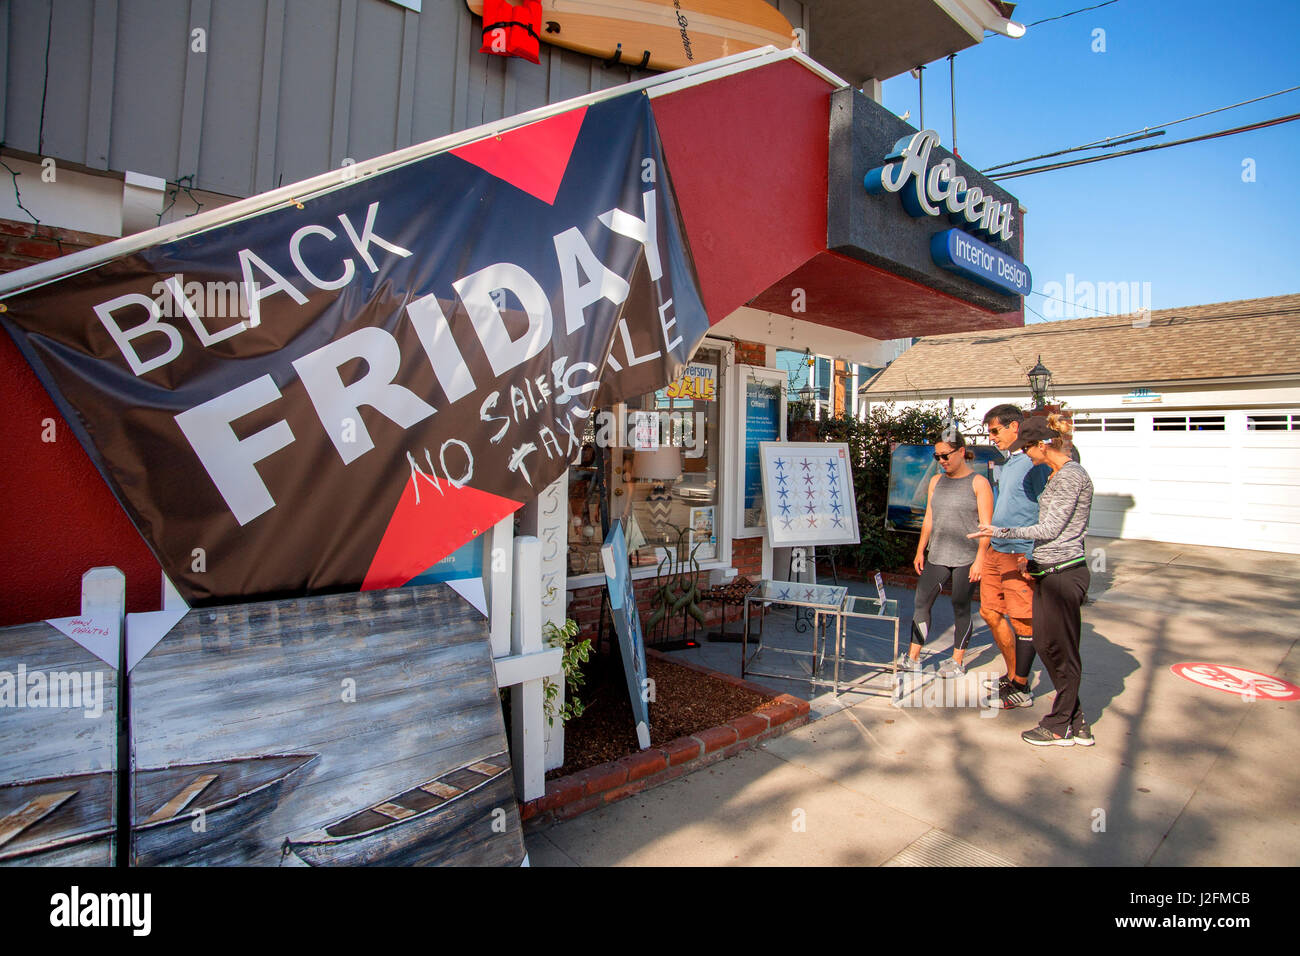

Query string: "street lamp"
[1028, 354, 1052, 409]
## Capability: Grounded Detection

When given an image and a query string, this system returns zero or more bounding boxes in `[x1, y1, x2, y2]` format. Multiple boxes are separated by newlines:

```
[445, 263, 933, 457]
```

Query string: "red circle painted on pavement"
[1171, 662, 1300, 701]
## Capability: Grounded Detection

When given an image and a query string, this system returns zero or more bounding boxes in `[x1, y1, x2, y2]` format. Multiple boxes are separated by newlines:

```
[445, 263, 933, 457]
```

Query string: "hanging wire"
[984, 84, 1300, 173]
[990, 112, 1300, 180]
[1027, 288, 1124, 318]
[37, 1, 54, 156]
[985, 0, 1121, 36]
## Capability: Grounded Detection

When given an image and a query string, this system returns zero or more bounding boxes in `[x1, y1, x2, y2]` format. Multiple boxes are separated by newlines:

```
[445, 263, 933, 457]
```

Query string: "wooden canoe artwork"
[466, 0, 797, 72]
[0, 754, 315, 866]
[0, 620, 118, 866]
[284, 753, 510, 866]
[128, 584, 524, 866]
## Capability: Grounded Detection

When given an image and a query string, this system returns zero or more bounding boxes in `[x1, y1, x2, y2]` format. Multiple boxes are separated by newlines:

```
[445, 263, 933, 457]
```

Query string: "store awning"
[646, 49, 1024, 337]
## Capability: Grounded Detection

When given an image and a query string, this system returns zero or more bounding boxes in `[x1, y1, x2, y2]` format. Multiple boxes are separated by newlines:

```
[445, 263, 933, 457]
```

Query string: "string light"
[157, 174, 204, 226]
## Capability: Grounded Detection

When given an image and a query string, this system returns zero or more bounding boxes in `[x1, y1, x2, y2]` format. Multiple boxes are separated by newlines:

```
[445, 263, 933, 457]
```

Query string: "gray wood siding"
[3, 0, 809, 198]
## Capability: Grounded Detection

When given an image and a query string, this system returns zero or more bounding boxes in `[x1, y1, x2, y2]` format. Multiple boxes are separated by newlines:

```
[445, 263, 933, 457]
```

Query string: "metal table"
[833, 594, 901, 696]
[741, 580, 848, 687]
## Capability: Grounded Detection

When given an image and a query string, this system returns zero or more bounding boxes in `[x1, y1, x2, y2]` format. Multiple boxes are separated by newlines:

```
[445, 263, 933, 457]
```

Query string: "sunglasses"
[933, 449, 962, 461]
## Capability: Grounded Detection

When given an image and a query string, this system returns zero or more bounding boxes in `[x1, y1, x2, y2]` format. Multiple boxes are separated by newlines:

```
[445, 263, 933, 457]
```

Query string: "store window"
[566, 345, 724, 579]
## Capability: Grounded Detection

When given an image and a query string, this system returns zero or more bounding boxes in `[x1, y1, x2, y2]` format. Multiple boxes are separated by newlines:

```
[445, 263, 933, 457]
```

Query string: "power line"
[983, 131, 1165, 174]
[1023, 0, 1121, 29]
[985, 0, 1121, 38]
[990, 112, 1300, 180]
[1028, 288, 1125, 317]
[984, 84, 1300, 172]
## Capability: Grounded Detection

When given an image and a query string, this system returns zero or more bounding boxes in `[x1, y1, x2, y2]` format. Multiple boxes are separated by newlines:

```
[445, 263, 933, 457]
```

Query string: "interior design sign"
[828, 87, 1025, 314]
[0, 93, 708, 605]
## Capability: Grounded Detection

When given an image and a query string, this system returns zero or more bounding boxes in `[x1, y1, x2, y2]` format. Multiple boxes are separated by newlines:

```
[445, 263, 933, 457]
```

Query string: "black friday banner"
[0, 93, 708, 605]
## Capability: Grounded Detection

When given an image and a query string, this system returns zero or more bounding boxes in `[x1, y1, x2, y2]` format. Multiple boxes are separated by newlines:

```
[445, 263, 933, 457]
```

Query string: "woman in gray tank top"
[898, 428, 994, 678]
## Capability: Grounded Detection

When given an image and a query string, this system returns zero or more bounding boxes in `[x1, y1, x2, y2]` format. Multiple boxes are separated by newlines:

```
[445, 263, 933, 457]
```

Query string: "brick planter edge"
[519, 649, 810, 830]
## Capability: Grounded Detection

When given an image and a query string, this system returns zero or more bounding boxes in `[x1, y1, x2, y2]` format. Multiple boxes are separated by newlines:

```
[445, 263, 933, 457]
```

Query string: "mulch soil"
[546, 654, 775, 779]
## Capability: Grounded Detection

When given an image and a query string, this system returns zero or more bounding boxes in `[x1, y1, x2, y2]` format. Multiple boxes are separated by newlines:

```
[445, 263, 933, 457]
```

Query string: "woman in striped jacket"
[970, 413, 1096, 748]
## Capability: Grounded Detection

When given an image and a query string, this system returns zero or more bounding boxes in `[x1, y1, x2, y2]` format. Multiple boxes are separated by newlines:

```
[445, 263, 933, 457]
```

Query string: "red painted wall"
[0, 222, 161, 626]
[651, 59, 831, 324]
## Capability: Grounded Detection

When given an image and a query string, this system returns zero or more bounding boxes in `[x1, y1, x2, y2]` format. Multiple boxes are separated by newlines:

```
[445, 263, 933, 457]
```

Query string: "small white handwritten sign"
[46, 615, 118, 667]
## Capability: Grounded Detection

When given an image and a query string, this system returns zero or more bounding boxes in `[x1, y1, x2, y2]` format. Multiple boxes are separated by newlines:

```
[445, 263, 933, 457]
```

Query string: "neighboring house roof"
[863, 294, 1300, 395]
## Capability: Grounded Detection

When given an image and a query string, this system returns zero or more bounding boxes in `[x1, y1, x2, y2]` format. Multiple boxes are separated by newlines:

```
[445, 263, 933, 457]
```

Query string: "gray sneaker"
[1070, 722, 1096, 747]
[895, 652, 921, 672]
[937, 658, 965, 679]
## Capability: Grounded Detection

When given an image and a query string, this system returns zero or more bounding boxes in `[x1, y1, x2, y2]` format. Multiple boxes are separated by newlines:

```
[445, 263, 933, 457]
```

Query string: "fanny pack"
[1025, 556, 1086, 578]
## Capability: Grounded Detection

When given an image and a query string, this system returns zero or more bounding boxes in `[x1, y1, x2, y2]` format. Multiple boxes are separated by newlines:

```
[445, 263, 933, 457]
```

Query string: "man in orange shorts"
[979, 405, 1050, 708]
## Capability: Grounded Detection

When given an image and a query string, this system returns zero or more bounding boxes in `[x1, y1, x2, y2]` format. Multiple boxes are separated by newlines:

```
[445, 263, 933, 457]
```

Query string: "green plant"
[542, 617, 592, 727]
[814, 401, 974, 572]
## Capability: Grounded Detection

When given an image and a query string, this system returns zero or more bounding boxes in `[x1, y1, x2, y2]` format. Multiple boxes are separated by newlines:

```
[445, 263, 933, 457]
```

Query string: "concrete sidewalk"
[526, 538, 1300, 866]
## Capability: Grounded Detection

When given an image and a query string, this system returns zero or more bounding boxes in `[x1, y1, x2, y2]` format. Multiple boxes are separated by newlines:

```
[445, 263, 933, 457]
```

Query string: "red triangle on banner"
[362, 479, 523, 592]
[450, 106, 588, 205]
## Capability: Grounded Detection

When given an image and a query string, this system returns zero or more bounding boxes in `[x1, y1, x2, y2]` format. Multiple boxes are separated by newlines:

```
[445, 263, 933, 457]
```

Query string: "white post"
[509, 535, 545, 801]
[520, 475, 569, 771]
[484, 516, 514, 660]
[82, 567, 126, 859]
[82, 567, 126, 658]
[82, 567, 126, 629]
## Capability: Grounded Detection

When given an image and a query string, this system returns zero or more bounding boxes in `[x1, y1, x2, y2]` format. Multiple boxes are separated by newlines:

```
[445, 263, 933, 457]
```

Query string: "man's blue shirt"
[991, 450, 1050, 555]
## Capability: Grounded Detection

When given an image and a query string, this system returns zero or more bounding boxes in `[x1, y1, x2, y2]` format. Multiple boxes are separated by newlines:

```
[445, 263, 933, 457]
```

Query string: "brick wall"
[566, 537, 767, 647]
[568, 577, 740, 647]
[0, 219, 116, 272]
[732, 537, 762, 578]
[734, 338, 765, 367]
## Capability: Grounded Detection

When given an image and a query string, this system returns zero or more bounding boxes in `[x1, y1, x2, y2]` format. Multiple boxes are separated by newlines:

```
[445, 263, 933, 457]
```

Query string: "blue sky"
[880, 0, 1300, 319]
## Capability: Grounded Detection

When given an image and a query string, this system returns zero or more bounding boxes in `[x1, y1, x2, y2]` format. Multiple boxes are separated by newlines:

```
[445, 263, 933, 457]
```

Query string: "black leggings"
[1031, 564, 1091, 734]
[910, 562, 975, 651]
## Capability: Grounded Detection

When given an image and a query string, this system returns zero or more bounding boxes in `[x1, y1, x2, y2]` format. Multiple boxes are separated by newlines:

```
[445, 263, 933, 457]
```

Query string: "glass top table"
[741, 581, 849, 687]
[740, 581, 902, 694]
[834, 595, 902, 695]
[748, 580, 848, 609]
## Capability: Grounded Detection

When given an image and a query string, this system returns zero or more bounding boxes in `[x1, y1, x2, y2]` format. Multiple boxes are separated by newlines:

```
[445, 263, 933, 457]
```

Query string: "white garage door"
[1076, 409, 1300, 554]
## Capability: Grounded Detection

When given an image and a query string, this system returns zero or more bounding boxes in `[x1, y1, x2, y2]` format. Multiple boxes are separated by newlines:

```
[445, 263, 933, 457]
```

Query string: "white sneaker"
[937, 658, 965, 679]
[895, 652, 921, 672]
